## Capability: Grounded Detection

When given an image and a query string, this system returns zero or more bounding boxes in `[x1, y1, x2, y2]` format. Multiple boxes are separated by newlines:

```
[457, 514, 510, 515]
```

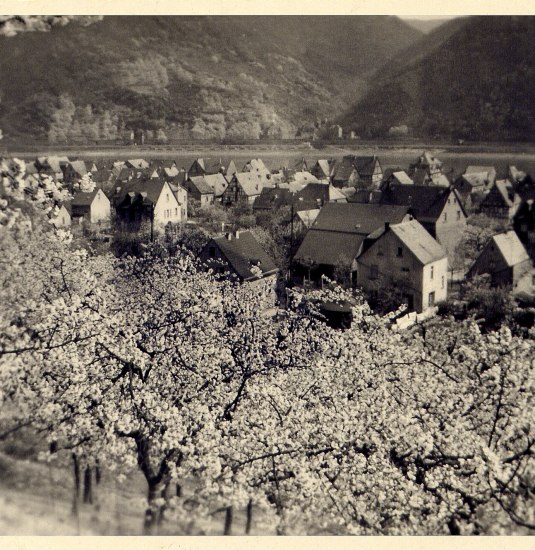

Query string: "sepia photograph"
[0, 0, 534, 540]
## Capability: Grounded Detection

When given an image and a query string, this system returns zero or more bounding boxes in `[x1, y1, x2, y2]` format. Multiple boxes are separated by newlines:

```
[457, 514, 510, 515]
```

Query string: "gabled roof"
[352, 155, 380, 176]
[481, 180, 514, 208]
[203, 173, 228, 197]
[71, 188, 100, 207]
[243, 158, 270, 176]
[491, 231, 530, 267]
[126, 159, 149, 170]
[382, 168, 413, 185]
[310, 202, 411, 235]
[291, 171, 321, 185]
[253, 187, 292, 211]
[412, 151, 442, 169]
[465, 165, 496, 176]
[379, 184, 465, 222]
[332, 158, 357, 182]
[313, 159, 335, 178]
[297, 183, 346, 204]
[117, 179, 173, 208]
[187, 176, 215, 195]
[234, 172, 266, 196]
[389, 220, 447, 265]
[69, 160, 88, 176]
[209, 231, 278, 281]
[296, 209, 320, 228]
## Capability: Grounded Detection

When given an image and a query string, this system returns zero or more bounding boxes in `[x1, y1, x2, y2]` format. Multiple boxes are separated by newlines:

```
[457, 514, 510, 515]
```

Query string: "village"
[11, 149, 535, 330]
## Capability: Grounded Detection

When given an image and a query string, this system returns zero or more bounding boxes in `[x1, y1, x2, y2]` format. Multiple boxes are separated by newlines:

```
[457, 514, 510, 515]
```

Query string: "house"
[513, 268, 535, 305]
[513, 199, 535, 261]
[293, 202, 411, 282]
[189, 158, 237, 179]
[199, 230, 279, 292]
[168, 182, 188, 221]
[125, 159, 150, 170]
[356, 219, 448, 313]
[380, 168, 413, 189]
[290, 171, 321, 186]
[479, 180, 520, 220]
[332, 155, 382, 189]
[242, 159, 272, 185]
[408, 152, 443, 185]
[294, 209, 320, 232]
[63, 160, 89, 184]
[184, 176, 216, 208]
[115, 179, 182, 229]
[70, 188, 111, 225]
[296, 183, 347, 207]
[310, 159, 336, 182]
[378, 183, 467, 262]
[222, 172, 268, 206]
[36, 156, 69, 180]
[467, 231, 532, 287]
[50, 203, 72, 229]
[465, 165, 496, 187]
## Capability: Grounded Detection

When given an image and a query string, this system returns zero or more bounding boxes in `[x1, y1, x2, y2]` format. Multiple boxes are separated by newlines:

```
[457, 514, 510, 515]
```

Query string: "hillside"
[0, 16, 421, 143]
[341, 16, 535, 142]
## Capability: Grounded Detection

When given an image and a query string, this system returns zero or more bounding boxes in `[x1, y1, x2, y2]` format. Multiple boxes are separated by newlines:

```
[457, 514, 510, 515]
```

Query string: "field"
[5, 142, 535, 179]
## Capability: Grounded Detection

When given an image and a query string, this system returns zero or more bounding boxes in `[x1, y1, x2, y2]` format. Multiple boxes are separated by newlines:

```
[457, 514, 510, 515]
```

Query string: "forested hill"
[340, 16, 535, 142]
[0, 15, 421, 143]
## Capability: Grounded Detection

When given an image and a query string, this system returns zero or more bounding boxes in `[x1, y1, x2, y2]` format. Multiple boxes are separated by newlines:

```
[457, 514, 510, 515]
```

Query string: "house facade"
[71, 188, 111, 225]
[184, 176, 215, 208]
[357, 220, 448, 313]
[467, 231, 532, 287]
[479, 180, 520, 220]
[222, 172, 266, 206]
[513, 199, 535, 261]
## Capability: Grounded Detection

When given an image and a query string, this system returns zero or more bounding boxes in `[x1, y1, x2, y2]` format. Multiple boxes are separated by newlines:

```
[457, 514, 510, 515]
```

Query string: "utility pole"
[150, 203, 154, 243]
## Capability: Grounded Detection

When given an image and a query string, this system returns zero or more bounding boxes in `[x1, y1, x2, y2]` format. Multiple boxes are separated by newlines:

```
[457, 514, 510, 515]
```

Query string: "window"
[457, 210, 461, 220]
[441, 275, 445, 289]
[443, 212, 447, 222]
[430, 266, 434, 280]
[428, 291, 435, 307]
[401, 267, 409, 273]
[397, 247, 403, 258]
[166, 194, 169, 202]
[175, 208, 178, 216]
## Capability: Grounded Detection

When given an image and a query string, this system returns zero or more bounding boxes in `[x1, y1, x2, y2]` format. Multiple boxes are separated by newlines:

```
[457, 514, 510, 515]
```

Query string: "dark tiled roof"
[209, 231, 278, 280]
[187, 176, 215, 195]
[294, 202, 410, 266]
[117, 179, 168, 207]
[71, 188, 99, 207]
[379, 184, 465, 222]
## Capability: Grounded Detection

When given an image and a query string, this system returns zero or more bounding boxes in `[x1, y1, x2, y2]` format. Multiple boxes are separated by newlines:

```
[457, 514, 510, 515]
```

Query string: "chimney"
[221, 222, 225, 233]
[385, 222, 390, 231]
[235, 230, 241, 239]
[226, 232, 233, 241]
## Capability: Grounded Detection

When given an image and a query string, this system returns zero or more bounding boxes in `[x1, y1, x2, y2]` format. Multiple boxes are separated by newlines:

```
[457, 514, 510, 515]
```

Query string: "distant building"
[50, 203, 72, 229]
[310, 159, 336, 182]
[184, 176, 216, 208]
[479, 180, 520, 220]
[115, 179, 182, 229]
[357, 219, 448, 312]
[332, 155, 382, 189]
[380, 168, 413, 189]
[199, 230, 279, 292]
[467, 231, 532, 287]
[293, 202, 412, 282]
[189, 158, 237, 178]
[376, 183, 467, 263]
[408, 152, 443, 185]
[222, 172, 268, 206]
[71, 188, 111, 225]
[63, 160, 89, 184]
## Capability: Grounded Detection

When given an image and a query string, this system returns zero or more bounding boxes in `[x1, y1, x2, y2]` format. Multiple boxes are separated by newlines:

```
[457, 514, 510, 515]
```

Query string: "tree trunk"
[448, 517, 461, 535]
[83, 466, 93, 504]
[143, 480, 168, 535]
[223, 505, 233, 535]
[95, 460, 101, 485]
[176, 483, 182, 497]
[245, 498, 253, 535]
[72, 454, 80, 516]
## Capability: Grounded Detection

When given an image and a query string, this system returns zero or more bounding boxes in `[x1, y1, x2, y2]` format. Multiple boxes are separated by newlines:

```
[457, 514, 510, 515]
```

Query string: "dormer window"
[397, 247, 403, 258]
